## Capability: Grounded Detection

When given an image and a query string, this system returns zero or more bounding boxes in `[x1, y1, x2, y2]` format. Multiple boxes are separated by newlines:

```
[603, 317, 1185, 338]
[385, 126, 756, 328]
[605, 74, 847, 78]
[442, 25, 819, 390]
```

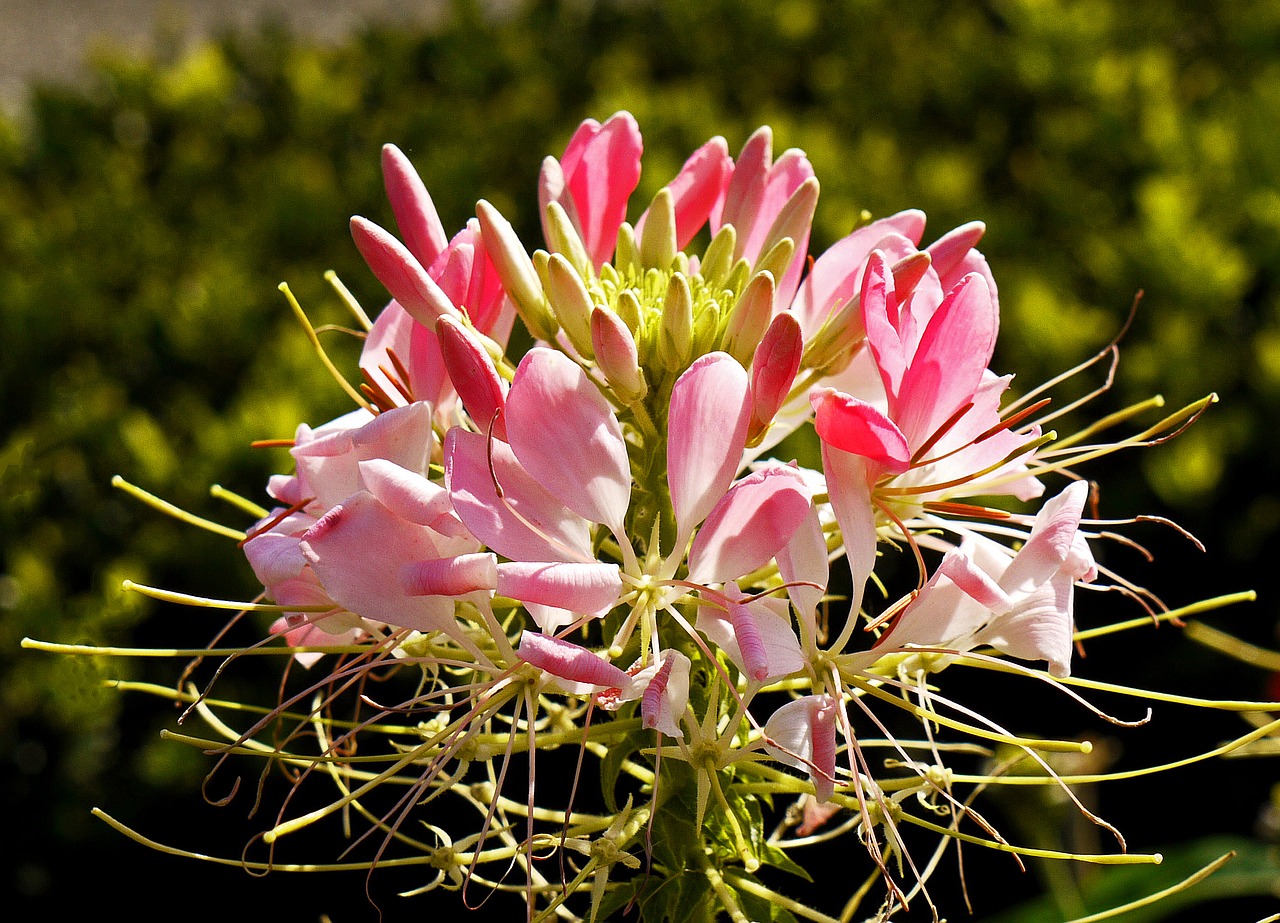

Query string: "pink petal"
[350, 401, 434, 474]
[504, 348, 631, 534]
[820, 442, 878, 618]
[359, 301, 449, 411]
[790, 209, 927, 340]
[635, 135, 733, 250]
[775, 504, 828, 651]
[517, 630, 631, 692]
[560, 112, 643, 268]
[381, 143, 449, 268]
[357, 458, 471, 538]
[748, 312, 803, 439]
[718, 126, 772, 245]
[350, 216, 460, 329]
[925, 221, 984, 283]
[496, 561, 622, 618]
[811, 388, 910, 472]
[763, 694, 839, 802]
[860, 250, 911, 404]
[999, 481, 1089, 595]
[894, 273, 997, 450]
[444, 428, 593, 564]
[639, 650, 691, 739]
[402, 552, 498, 597]
[696, 590, 804, 683]
[667, 353, 751, 542]
[687, 463, 813, 585]
[300, 492, 460, 636]
[977, 576, 1077, 678]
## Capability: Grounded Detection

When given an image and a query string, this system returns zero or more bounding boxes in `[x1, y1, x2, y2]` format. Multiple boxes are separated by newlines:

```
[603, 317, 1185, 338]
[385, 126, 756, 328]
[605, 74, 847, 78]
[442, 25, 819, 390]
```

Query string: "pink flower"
[764, 694, 840, 802]
[848, 481, 1097, 678]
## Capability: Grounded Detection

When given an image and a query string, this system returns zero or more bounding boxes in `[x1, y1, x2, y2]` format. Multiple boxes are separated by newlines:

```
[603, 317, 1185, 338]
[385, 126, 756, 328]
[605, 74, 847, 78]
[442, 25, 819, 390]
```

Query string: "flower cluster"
[83, 112, 1257, 922]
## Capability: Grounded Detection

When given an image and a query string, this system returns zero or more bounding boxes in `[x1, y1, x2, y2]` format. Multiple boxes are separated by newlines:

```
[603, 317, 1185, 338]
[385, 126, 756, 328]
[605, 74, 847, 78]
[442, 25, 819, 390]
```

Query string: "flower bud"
[614, 221, 641, 275]
[748, 311, 803, 446]
[699, 224, 737, 287]
[546, 252, 596, 359]
[437, 315, 508, 440]
[592, 306, 647, 402]
[639, 187, 677, 270]
[757, 176, 819, 277]
[722, 270, 775, 367]
[349, 216, 460, 330]
[753, 235, 795, 284]
[890, 250, 932, 302]
[476, 198, 558, 341]
[658, 271, 693, 371]
[544, 200, 592, 279]
[380, 144, 448, 268]
[801, 294, 864, 378]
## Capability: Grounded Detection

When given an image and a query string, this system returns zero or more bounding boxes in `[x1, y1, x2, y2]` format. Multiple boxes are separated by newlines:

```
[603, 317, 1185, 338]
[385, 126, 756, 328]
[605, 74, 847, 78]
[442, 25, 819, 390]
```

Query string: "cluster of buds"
[92, 112, 1253, 923]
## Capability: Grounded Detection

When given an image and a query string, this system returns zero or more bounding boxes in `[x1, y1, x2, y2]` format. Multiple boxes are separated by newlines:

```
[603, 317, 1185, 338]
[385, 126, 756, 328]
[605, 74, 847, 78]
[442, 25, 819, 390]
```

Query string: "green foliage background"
[3, 0, 1278, 919]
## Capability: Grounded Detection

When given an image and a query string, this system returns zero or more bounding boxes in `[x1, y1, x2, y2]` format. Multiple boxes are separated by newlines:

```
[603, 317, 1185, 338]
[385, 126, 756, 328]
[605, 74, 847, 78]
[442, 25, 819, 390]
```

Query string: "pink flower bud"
[380, 143, 448, 269]
[437, 315, 507, 441]
[747, 312, 803, 444]
[349, 216, 461, 330]
[517, 630, 631, 691]
[591, 307, 647, 402]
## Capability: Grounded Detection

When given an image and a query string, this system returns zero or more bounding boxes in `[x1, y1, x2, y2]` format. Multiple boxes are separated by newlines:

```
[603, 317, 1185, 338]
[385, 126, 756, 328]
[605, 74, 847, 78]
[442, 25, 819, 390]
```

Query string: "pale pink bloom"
[764, 694, 840, 803]
[299, 489, 478, 637]
[595, 649, 693, 739]
[847, 481, 1097, 678]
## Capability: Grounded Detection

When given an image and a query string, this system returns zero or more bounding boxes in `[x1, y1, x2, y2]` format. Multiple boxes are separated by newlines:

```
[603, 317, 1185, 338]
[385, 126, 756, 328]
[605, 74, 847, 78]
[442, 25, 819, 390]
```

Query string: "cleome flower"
[66, 110, 1260, 923]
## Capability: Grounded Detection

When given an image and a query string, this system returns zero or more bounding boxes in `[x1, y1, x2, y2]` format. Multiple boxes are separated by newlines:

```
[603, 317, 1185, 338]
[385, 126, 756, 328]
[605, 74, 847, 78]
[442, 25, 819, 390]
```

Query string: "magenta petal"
[894, 273, 997, 450]
[687, 463, 813, 585]
[636, 135, 733, 250]
[860, 250, 910, 405]
[811, 388, 910, 473]
[437, 316, 507, 441]
[560, 112, 643, 268]
[667, 352, 751, 541]
[444, 428, 593, 564]
[381, 143, 449, 269]
[350, 216, 460, 329]
[300, 492, 460, 636]
[504, 348, 631, 533]
[496, 561, 622, 618]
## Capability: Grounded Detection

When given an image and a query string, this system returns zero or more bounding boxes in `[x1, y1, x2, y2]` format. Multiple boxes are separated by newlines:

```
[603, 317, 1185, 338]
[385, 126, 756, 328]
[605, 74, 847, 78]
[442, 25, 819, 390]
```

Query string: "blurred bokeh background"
[2, 1, 1278, 920]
